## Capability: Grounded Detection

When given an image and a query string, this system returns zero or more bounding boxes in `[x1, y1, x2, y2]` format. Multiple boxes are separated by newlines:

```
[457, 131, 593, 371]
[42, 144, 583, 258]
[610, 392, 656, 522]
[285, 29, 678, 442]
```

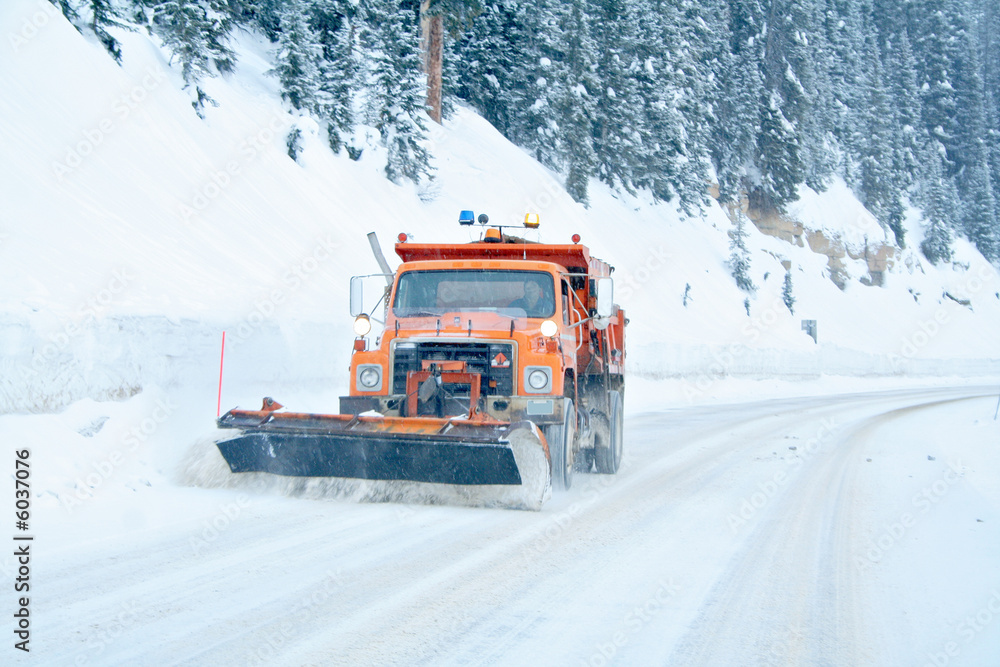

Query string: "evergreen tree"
[450, 1, 522, 135]
[272, 0, 323, 112]
[588, 0, 645, 195]
[919, 154, 956, 264]
[755, 0, 812, 210]
[630, 0, 711, 213]
[782, 270, 795, 313]
[755, 90, 805, 212]
[982, 0, 1000, 218]
[85, 0, 129, 63]
[821, 0, 869, 183]
[729, 210, 755, 292]
[710, 0, 765, 207]
[961, 159, 999, 261]
[884, 28, 923, 187]
[857, 31, 898, 238]
[911, 0, 963, 180]
[238, 0, 284, 42]
[505, 1, 563, 170]
[310, 0, 358, 152]
[151, 0, 236, 113]
[363, 0, 433, 184]
[554, 0, 598, 205]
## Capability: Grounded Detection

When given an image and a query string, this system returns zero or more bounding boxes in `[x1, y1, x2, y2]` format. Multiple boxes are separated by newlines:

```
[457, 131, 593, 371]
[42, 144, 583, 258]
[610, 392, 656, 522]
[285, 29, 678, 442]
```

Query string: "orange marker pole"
[217, 331, 226, 418]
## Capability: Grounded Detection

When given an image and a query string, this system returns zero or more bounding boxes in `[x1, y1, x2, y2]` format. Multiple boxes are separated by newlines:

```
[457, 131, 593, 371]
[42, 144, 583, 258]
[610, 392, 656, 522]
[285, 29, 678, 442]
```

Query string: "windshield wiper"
[398, 310, 439, 317]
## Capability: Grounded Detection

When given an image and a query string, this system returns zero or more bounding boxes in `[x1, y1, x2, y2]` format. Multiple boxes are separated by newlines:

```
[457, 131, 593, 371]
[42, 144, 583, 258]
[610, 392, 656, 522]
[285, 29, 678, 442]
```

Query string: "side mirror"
[595, 277, 614, 318]
[350, 276, 364, 317]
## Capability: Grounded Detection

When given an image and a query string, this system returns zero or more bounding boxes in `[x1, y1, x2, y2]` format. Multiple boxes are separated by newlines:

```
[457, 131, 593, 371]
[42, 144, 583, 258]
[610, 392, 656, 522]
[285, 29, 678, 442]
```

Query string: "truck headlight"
[356, 364, 382, 391]
[524, 366, 552, 393]
[540, 319, 558, 337]
[354, 314, 372, 336]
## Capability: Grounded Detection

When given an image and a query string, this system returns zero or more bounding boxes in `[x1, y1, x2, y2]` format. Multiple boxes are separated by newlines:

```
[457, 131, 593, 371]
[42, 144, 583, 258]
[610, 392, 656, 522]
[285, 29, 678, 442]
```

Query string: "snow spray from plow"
[182, 417, 551, 511]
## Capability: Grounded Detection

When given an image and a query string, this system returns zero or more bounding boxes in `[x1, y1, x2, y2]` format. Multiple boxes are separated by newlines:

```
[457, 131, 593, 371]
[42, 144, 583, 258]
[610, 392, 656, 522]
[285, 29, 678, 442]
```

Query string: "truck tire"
[544, 398, 575, 490]
[595, 390, 623, 474]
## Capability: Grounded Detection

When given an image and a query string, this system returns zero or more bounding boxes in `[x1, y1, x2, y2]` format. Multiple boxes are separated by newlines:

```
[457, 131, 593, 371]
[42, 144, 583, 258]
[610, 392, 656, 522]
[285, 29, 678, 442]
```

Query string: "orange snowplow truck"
[215, 214, 626, 507]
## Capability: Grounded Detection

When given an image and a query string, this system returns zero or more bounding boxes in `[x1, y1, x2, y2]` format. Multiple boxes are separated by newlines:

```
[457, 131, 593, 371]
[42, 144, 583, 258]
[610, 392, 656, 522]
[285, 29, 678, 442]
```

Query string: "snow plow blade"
[215, 409, 541, 487]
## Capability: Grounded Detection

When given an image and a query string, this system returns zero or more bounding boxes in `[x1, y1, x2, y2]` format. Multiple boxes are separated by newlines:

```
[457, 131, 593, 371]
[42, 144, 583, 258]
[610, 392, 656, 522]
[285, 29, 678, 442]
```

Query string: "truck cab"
[342, 221, 626, 489]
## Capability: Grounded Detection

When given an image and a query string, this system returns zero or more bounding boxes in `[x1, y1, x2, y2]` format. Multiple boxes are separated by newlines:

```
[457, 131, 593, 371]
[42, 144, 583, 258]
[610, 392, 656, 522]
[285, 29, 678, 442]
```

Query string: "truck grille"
[392, 341, 515, 400]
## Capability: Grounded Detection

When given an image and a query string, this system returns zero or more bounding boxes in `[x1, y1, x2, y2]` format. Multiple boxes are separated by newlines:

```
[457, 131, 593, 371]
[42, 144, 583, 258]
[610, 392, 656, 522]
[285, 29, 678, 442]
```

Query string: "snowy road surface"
[23, 386, 1000, 665]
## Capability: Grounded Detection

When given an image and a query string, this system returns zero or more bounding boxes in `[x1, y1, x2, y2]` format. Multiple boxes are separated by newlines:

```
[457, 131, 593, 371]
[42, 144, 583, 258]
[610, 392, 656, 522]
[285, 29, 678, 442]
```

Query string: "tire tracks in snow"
[665, 389, 993, 666]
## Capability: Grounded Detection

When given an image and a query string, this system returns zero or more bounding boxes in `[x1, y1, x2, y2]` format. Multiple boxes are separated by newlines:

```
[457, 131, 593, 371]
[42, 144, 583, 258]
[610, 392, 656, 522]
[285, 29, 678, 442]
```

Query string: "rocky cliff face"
[713, 186, 896, 289]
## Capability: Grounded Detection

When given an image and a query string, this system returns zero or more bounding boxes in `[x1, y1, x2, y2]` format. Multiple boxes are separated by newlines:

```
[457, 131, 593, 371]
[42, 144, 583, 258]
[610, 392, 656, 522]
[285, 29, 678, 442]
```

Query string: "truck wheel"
[544, 398, 575, 490]
[595, 390, 623, 474]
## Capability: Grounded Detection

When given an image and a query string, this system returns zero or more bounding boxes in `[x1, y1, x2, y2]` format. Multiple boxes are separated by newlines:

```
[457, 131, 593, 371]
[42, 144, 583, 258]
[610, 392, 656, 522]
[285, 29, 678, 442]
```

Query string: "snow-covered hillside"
[2, 0, 999, 416]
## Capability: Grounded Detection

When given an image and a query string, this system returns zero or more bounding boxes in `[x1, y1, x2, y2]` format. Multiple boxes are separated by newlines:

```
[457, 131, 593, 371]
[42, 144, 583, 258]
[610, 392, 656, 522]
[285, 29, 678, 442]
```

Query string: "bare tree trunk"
[427, 15, 443, 123]
[419, 1, 443, 124]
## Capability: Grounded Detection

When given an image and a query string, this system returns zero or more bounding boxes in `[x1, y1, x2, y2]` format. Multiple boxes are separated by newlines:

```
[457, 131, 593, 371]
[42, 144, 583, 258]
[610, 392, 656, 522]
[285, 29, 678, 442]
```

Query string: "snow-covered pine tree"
[755, 0, 813, 212]
[960, 160, 999, 262]
[782, 270, 795, 313]
[272, 0, 323, 112]
[506, 0, 563, 170]
[588, 0, 645, 195]
[821, 0, 868, 185]
[553, 0, 598, 205]
[919, 154, 956, 265]
[630, 0, 684, 204]
[150, 0, 236, 113]
[450, 0, 522, 136]
[773, 0, 833, 195]
[286, 125, 303, 160]
[729, 210, 755, 292]
[363, 0, 433, 184]
[84, 0, 128, 63]
[665, 0, 718, 212]
[710, 0, 765, 207]
[982, 0, 1000, 223]
[755, 90, 805, 213]
[945, 3, 998, 262]
[910, 0, 962, 181]
[857, 31, 899, 237]
[310, 0, 358, 153]
[242, 0, 284, 42]
[882, 27, 923, 247]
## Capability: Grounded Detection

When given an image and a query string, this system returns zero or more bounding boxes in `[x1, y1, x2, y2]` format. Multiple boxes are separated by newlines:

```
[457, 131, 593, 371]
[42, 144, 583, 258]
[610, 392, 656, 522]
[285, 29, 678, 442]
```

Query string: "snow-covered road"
[25, 386, 1000, 665]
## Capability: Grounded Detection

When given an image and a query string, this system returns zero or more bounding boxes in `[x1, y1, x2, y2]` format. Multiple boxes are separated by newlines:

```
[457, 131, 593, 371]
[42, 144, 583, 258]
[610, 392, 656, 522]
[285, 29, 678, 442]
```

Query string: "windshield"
[393, 270, 557, 318]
